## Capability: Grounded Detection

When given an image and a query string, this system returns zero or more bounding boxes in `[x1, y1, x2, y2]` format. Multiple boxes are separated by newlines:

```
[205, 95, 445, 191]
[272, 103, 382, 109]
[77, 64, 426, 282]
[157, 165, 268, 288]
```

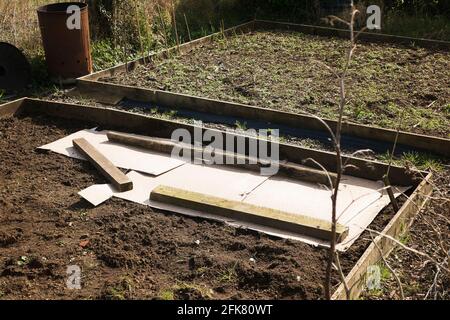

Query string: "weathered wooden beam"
[72, 137, 133, 192]
[150, 185, 349, 242]
[79, 20, 256, 81]
[107, 130, 336, 186]
[25, 98, 423, 186]
[76, 80, 450, 158]
[254, 20, 450, 50]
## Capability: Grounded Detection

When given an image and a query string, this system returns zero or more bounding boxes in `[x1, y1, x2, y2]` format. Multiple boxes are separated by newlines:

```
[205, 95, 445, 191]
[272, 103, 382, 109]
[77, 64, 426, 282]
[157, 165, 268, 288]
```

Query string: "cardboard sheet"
[79, 167, 408, 251]
[39, 129, 185, 176]
[243, 176, 408, 250]
[78, 184, 114, 206]
[79, 164, 270, 206]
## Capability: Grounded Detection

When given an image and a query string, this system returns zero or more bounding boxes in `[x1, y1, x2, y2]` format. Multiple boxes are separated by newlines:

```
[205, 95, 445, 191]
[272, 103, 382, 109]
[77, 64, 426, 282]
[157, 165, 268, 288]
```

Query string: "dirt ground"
[102, 30, 450, 138]
[0, 113, 407, 300]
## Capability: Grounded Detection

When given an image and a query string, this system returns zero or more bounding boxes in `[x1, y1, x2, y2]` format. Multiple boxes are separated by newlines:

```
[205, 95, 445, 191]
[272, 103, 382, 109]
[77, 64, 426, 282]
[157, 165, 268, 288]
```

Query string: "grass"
[378, 151, 445, 172]
[103, 277, 133, 300]
[158, 281, 213, 300]
[218, 262, 238, 283]
[159, 289, 175, 300]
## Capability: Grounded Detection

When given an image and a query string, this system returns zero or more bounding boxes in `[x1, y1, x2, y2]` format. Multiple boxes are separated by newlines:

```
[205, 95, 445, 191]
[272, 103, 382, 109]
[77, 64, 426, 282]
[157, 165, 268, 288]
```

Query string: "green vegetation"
[378, 151, 445, 172]
[159, 289, 175, 300]
[109, 30, 449, 137]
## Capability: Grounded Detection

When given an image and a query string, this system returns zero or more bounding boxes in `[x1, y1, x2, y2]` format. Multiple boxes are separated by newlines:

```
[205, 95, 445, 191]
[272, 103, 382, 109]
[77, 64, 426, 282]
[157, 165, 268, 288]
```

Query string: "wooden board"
[24, 98, 424, 186]
[107, 130, 337, 186]
[151, 185, 349, 242]
[254, 20, 450, 49]
[0, 97, 26, 119]
[72, 137, 133, 192]
[79, 20, 256, 82]
[76, 79, 450, 158]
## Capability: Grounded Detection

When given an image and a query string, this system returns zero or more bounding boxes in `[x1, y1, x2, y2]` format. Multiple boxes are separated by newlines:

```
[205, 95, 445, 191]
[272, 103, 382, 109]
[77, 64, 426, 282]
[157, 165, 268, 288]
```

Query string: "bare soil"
[0, 113, 403, 300]
[102, 30, 450, 137]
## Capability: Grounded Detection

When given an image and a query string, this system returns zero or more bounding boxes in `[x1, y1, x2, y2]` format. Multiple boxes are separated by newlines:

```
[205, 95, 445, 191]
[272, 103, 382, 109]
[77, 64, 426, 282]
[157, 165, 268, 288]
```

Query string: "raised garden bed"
[81, 20, 450, 139]
[0, 98, 433, 299]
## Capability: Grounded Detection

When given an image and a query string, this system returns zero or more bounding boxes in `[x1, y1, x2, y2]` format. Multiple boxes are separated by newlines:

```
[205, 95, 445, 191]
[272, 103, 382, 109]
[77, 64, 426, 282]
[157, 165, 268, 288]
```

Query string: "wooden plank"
[332, 172, 433, 300]
[151, 185, 349, 242]
[76, 80, 450, 158]
[72, 137, 133, 192]
[254, 20, 450, 50]
[107, 130, 337, 186]
[66, 87, 124, 105]
[0, 97, 27, 119]
[24, 98, 423, 186]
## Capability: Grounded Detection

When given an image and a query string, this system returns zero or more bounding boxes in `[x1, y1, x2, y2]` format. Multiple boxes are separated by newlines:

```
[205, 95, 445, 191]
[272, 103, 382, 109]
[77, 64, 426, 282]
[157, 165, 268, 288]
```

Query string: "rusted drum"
[37, 2, 92, 82]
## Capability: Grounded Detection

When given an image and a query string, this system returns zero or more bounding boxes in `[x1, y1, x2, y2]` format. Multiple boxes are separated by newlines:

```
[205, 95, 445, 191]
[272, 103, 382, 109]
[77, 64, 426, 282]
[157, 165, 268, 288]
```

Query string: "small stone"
[79, 240, 89, 248]
[249, 258, 256, 263]
[194, 240, 200, 245]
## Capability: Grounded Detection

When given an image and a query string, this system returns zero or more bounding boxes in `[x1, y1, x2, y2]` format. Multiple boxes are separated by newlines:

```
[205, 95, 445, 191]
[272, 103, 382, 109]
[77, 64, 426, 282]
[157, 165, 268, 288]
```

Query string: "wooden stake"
[183, 13, 192, 42]
[383, 175, 399, 212]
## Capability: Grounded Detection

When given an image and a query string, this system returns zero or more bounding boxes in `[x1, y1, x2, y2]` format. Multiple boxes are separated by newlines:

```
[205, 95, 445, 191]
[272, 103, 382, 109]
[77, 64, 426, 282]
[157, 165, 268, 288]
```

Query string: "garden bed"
[0, 98, 430, 300]
[98, 29, 450, 138]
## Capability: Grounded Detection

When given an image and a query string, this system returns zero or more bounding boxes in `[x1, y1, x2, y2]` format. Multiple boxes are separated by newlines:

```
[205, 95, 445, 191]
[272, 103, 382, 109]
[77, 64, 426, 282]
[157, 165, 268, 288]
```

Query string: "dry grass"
[0, 0, 66, 56]
[0, 0, 172, 57]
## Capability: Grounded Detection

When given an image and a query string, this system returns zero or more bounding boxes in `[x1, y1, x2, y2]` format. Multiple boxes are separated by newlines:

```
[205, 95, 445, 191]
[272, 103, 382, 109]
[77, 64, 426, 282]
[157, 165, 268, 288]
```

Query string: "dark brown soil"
[0, 114, 399, 300]
[102, 30, 450, 137]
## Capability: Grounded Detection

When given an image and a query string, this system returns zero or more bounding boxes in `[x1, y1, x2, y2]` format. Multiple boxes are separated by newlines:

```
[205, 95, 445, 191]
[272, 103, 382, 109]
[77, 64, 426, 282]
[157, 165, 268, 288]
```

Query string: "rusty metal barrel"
[37, 2, 92, 82]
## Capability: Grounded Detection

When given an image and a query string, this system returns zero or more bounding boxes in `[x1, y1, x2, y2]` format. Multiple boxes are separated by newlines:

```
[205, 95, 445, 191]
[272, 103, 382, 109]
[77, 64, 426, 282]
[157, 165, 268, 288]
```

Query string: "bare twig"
[171, 0, 180, 52]
[183, 13, 192, 42]
[324, 1, 360, 300]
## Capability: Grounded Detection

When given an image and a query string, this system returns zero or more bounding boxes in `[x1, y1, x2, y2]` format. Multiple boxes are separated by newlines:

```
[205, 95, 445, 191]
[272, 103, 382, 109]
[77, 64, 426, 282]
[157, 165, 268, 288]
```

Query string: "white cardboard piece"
[39, 128, 185, 176]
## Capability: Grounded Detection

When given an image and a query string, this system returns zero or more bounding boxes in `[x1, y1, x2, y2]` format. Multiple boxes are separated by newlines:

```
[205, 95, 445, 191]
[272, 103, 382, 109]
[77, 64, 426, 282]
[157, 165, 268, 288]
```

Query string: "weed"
[235, 120, 247, 131]
[218, 262, 237, 283]
[159, 289, 175, 300]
